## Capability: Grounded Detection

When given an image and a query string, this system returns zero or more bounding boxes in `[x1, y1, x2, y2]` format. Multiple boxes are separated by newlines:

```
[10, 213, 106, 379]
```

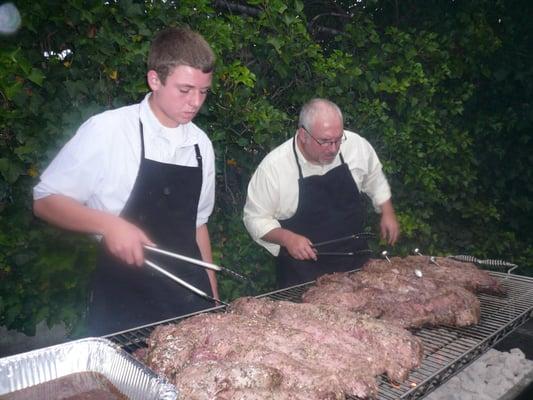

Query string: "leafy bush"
[1, 0, 531, 336]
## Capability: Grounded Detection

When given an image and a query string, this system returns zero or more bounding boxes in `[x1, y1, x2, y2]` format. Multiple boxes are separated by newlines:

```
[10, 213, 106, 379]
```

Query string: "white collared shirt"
[243, 130, 391, 255]
[33, 93, 215, 227]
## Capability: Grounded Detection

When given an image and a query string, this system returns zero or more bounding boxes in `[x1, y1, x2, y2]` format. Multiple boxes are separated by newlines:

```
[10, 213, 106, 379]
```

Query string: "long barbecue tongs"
[144, 245, 250, 283]
[311, 232, 375, 256]
[142, 245, 250, 307]
[144, 258, 227, 306]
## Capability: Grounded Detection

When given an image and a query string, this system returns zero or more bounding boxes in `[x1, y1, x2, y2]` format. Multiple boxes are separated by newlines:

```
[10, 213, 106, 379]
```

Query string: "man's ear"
[297, 127, 307, 144]
[147, 70, 161, 91]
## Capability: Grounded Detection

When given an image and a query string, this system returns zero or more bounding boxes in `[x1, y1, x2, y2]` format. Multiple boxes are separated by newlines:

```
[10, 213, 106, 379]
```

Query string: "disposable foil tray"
[0, 337, 177, 400]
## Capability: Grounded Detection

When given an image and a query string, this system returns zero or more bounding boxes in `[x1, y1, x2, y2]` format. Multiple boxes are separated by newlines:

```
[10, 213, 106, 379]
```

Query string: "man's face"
[298, 116, 344, 165]
[148, 65, 212, 128]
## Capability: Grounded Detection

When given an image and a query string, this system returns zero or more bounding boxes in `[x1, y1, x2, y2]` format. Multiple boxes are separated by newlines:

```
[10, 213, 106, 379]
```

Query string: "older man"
[243, 98, 399, 288]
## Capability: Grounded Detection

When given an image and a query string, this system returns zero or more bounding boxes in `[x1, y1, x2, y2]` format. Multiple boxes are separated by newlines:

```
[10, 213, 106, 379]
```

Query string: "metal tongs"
[143, 245, 250, 306]
[311, 232, 375, 256]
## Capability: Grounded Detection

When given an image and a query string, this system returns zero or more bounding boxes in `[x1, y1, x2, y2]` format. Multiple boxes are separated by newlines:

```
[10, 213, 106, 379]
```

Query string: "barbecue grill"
[107, 262, 533, 399]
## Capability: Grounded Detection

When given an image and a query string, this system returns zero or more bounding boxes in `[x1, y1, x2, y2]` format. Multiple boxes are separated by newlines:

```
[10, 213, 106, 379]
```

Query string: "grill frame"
[107, 270, 533, 400]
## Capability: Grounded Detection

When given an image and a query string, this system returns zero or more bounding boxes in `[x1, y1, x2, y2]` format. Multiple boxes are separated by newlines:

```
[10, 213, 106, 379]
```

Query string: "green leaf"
[0, 158, 23, 184]
[27, 68, 45, 86]
[267, 37, 282, 54]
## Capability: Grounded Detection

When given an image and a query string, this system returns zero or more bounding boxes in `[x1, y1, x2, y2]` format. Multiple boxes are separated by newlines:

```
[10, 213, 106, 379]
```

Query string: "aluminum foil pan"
[0, 337, 177, 400]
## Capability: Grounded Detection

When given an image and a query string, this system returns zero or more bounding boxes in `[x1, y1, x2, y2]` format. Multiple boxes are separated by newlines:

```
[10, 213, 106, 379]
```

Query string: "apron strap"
[139, 120, 146, 159]
[291, 136, 304, 179]
[291, 134, 346, 180]
[194, 143, 202, 169]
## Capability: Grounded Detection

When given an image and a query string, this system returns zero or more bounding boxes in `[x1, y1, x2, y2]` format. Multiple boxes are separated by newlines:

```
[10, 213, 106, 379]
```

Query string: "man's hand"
[379, 200, 400, 245]
[101, 216, 154, 267]
[33, 194, 154, 266]
[262, 228, 317, 261]
[284, 232, 317, 261]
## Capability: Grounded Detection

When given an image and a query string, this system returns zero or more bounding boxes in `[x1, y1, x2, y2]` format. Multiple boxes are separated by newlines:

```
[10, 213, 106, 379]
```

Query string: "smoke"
[0, 2, 21, 35]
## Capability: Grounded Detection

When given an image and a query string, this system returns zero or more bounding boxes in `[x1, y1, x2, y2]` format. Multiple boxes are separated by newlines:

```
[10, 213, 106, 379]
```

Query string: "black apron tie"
[87, 119, 212, 335]
[277, 136, 369, 288]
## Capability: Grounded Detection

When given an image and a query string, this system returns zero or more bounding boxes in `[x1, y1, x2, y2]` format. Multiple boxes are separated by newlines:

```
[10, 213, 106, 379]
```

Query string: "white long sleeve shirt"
[33, 93, 215, 227]
[243, 130, 391, 255]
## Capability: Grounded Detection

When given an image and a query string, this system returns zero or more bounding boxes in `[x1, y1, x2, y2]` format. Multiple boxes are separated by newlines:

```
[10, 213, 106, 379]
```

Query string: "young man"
[243, 98, 400, 288]
[33, 27, 219, 335]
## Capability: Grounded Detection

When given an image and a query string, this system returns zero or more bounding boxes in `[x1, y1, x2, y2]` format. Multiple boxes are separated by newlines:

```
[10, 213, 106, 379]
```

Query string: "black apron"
[87, 120, 212, 336]
[277, 137, 369, 288]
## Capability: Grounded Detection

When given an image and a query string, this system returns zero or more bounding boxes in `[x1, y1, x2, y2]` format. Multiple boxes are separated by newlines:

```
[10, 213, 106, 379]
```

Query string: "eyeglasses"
[300, 126, 346, 147]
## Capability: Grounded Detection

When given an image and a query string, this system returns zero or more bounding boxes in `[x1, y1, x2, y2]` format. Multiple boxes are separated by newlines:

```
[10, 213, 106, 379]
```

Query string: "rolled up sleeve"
[33, 118, 105, 204]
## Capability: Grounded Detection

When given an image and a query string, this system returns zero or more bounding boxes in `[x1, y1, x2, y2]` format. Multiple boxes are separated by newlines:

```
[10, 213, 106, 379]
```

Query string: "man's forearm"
[196, 224, 219, 299]
[379, 199, 395, 216]
[261, 227, 293, 248]
[33, 194, 117, 235]
[34, 194, 154, 266]
[378, 198, 400, 245]
[262, 227, 317, 260]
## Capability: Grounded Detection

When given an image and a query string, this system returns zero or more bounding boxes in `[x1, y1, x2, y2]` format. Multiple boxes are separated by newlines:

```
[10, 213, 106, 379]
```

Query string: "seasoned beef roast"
[213, 388, 337, 400]
[302, 269, 481, 328]
[146, 312, 370, 399]
[173, 361, 282, 399]
[173, 360, 336, 399]
[146, 322, 344, 399]
[229, 297, 423, 382]
[363, 256, 505, 295]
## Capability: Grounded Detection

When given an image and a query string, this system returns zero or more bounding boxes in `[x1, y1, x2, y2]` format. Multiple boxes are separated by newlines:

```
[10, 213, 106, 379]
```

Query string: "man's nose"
[189, 91, 204, 107]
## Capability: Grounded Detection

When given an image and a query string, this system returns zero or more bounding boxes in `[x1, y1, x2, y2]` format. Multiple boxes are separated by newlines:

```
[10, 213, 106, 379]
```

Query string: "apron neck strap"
[139, 120, 146, 159]
[194, 143, 202, 169]
[292, 135, 346, 179]
[139, 119, 202, 169]
[291, 136, 304, 179]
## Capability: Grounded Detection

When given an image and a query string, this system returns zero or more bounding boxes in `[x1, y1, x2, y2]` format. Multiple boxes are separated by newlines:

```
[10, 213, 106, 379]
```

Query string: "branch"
[212, 0, 261, 17]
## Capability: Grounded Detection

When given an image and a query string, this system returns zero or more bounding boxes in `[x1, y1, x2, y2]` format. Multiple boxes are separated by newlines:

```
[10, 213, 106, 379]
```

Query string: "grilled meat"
[147, 326, 345, 399]
[363, 256, 505, 295]
[213, 388, 338, 400]
[173, 361, 281, 399]
[229, 296, 423, 382]
[303, 269, 481, 328]
[145, 312, 377, 399]
[174, 360, 338, 400]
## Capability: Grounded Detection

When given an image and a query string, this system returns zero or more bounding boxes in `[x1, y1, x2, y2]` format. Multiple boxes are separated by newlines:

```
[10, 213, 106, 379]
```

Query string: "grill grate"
[107, 271, 533, 400]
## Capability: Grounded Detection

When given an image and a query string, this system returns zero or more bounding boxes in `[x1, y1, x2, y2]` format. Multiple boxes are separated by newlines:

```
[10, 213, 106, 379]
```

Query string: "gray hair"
[298, 98, 344, 130]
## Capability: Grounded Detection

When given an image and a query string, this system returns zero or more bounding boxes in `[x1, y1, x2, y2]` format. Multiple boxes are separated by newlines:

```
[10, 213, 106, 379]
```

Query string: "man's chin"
[320, 156, 336, 165]
[182, 111, 198, 121]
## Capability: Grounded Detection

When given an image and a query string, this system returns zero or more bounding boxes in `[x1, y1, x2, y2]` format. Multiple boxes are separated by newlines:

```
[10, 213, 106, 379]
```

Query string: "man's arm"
[244, 162, 317, 260]
[261, 228, 317, 261]
[379, 199, 400, 245]
[33, 194, 153, 266]
[196, 223, 219, 300]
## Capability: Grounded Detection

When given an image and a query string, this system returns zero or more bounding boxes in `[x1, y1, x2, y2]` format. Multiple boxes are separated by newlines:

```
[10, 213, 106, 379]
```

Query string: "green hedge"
[1, 0, 531, 336]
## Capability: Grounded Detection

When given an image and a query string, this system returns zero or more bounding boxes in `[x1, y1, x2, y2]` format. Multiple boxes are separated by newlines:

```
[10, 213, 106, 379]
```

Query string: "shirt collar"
[139, 93, 199, 148]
